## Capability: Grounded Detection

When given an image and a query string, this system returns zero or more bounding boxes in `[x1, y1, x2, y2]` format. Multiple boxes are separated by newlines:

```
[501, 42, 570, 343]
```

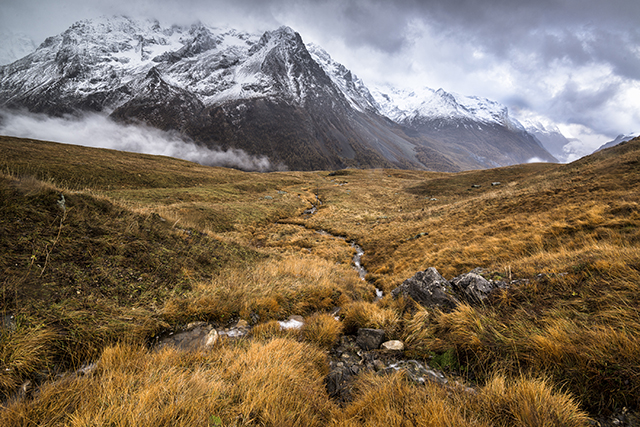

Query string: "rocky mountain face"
[596, 133, 639, 152]
[514, 115, 578, 163]
[0, 16, 557, 171]
[370, 86, 557, 168]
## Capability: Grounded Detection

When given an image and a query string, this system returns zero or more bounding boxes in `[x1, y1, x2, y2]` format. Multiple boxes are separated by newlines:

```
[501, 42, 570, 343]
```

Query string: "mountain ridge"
[0, 15, 557, 171]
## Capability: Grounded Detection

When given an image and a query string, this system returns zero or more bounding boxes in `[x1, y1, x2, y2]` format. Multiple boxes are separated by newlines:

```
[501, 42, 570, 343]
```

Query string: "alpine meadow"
[1, 134, 639, 426]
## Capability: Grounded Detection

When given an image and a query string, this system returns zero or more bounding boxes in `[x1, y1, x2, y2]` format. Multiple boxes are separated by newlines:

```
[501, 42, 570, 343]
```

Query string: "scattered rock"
[373, 360, 386, 371]
[204, 329, 218, 347]
[326, 335, 454, 403]
[471, 184, 481, 188]
[381, 360, 448, 386]
[302, 206, 317, 215]
[77, 362, 97, 377]
[596, 407, 640, 427]
[491, 182, 501, 186]
[157, 322, 219, 350]
[381, 340, 404, 351]
[356, 328, 386, 350]
[390, 267, 459, 311]
[407, 232, 428, 241]
[250, 312, 260, 324]
[1, 313, 16, 333]
[215, 318, 252, 338]
[326, 363, 357, 401]
[450, 272, 497, 304]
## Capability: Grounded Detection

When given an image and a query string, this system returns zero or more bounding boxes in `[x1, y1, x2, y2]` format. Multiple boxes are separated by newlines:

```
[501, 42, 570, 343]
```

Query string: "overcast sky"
[2, 0, 639, 150]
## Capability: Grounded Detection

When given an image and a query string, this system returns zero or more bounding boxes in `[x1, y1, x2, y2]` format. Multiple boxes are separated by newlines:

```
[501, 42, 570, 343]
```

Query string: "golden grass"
[341, 300, 401, 338]
[0, 326, 58, 396]
[1, 338, 334, 427]
[473, 375, 591, 427]
[162, 254, 372, 325]
[1, 339, 590, 427]
[335, 371, 590, 427]
[301, 313, 344, 349]
[2, 135, 640, 419]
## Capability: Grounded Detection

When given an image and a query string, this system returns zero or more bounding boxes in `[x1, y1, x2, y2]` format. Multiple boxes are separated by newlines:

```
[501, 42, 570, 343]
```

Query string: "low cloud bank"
[526, 157, 547, 164]
[0, 110, 278, 172]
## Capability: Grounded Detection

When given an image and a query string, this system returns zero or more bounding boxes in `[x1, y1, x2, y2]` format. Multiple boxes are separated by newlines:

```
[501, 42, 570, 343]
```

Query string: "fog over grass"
[0, 110, 278, 172]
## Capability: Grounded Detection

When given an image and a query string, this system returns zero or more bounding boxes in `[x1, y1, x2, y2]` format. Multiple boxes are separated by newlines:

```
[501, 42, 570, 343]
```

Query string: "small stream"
[315, 229, 383, 299]
[351, 243, 367, 280]
[351, 242, 384, 299]
[304, 197, 383, 298]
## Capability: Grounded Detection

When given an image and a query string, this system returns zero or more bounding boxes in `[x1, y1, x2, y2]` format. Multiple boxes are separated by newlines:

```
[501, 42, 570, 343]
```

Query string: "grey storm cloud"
[1, 0, 640, 144]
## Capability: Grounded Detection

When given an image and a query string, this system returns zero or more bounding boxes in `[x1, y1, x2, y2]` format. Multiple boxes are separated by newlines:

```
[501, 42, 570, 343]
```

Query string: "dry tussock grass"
[0, 326, 58, 396]
[1, 339, 590, 427]
[341, 301, 401, 338]
[301, 313, 344, 349]
[335, 371, 480, 427]
[163, 254, 371, 325]
[474, 375, 591, 427]
[1, 338, 335, 427]
[249, 320, 290, 341]
[335, 371, 589, 427]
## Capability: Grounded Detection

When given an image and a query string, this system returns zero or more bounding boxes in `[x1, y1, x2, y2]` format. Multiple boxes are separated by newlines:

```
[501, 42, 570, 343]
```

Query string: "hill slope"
[1, 135, 638, 424]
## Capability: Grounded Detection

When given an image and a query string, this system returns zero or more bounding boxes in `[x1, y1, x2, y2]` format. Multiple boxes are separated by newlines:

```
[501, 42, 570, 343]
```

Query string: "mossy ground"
[2, 135, 640, 424]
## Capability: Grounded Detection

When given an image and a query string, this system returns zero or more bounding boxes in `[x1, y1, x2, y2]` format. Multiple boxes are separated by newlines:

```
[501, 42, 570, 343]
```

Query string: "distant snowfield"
[0, 110, 276, 171]
[0, 31, 36, 65]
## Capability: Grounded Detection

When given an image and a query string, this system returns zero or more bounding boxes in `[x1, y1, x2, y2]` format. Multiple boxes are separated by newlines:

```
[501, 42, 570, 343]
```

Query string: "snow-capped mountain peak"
[0, 15, 557, 171]
[306, 43, 378, 113]
[370, 84, 522, 130]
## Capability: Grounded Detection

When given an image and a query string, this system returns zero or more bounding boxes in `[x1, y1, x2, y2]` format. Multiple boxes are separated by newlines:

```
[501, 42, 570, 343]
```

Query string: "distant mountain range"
[596, 134, 639, 152]
[0, 16, 557, 171]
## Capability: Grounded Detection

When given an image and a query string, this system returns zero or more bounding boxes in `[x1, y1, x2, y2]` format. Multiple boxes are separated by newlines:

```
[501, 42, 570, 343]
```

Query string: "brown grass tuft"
[341, 301, 401, 338]
[336, 371, 590, 427]
[0, 325, 59, 397]
[301, 313, 343, 349]
[474, 375, 591, 427]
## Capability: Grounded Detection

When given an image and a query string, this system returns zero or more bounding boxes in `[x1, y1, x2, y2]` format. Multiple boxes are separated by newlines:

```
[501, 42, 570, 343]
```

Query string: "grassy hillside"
[1, 134, 639, 425]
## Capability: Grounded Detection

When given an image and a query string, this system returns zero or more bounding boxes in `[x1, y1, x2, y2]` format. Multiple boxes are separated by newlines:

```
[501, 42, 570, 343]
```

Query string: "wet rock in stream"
[156, 319, 251, 349]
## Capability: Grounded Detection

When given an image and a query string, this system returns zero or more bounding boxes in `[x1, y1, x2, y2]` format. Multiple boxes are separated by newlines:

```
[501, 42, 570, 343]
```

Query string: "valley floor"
[1, 135, 639, 426]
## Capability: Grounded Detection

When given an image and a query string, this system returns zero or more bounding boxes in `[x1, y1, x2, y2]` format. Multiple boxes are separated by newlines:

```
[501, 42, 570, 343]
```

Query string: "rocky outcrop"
[390, 267, 459, 311]
[391, 267, 506, 310]
[450, 271, 496, 304]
